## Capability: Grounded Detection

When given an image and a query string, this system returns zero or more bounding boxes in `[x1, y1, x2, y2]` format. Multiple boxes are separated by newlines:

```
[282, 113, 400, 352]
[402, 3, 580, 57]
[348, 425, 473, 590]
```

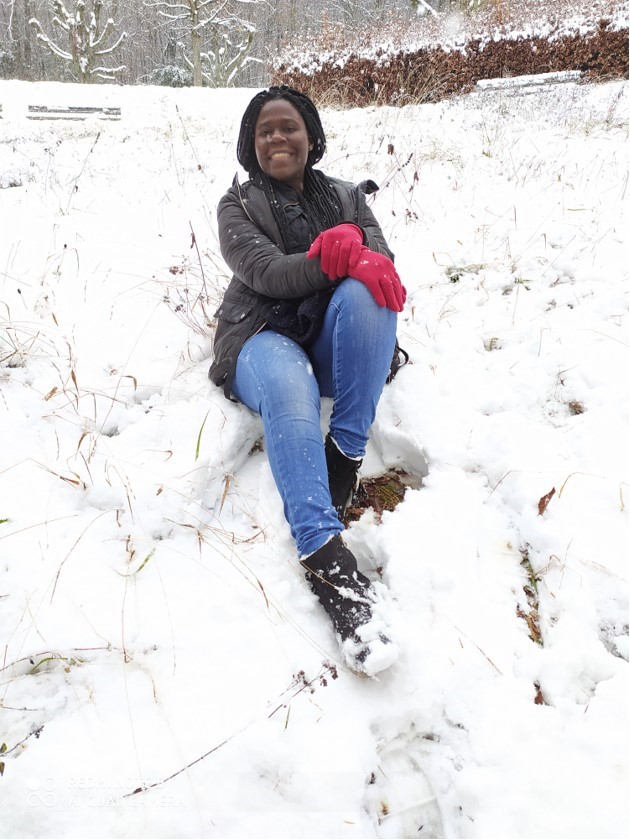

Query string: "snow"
[1, 77, 628, 838]
[475, 70, 583, 89]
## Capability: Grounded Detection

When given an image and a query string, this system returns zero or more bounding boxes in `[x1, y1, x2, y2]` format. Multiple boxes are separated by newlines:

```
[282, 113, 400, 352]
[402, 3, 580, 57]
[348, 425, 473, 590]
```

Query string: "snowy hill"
[0, 77, 628, 838]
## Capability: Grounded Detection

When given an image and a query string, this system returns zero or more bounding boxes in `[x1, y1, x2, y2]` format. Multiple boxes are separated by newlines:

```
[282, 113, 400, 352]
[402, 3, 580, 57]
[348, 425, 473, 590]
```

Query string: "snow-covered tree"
[198, 20, 260, 86]
[145, 0, 262, 87]
[30, 0, 127, 83]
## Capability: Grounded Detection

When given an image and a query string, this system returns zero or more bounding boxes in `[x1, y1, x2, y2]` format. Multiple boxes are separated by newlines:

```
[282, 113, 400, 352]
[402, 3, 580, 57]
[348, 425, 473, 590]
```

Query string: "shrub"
[146, 65, 192, 87]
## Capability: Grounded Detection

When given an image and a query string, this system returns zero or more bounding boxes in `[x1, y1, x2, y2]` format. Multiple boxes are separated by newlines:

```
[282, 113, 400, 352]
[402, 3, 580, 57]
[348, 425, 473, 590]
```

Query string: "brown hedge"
[272, 21, 628, 107]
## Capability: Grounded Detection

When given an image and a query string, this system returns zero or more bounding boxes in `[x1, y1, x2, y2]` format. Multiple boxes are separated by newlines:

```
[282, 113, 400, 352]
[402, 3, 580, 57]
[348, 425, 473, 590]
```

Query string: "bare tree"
[1, 0, 36, 79]
[30, 0, 127, 82]
[144, 0, 262, 86]
[198, 24, 250, 85]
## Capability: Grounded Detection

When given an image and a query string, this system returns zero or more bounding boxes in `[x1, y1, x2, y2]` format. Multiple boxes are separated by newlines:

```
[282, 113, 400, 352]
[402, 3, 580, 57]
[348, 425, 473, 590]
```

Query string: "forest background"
[1, 0, 627, 103]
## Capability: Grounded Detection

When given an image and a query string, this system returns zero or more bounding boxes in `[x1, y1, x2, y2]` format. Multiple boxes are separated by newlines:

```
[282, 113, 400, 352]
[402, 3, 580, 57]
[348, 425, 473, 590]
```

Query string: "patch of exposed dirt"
[344, 470, 420, 525]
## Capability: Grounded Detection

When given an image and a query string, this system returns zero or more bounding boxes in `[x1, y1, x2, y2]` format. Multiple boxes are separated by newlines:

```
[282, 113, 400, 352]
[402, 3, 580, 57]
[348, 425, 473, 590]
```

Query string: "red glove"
[351, 247, 406, 312]
[307, 223, 363, 281]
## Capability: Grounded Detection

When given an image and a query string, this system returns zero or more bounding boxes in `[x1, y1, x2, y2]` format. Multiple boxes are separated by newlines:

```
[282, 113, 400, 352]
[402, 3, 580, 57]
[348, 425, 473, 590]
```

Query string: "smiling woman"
[254, 99, 313, 193]
[208, 85, 407, 676]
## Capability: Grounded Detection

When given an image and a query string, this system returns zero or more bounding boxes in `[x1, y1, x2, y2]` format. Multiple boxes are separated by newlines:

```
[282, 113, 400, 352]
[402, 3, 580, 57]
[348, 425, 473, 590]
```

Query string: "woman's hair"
[236, 85, 343, 245]
[237, 85, 326, 177]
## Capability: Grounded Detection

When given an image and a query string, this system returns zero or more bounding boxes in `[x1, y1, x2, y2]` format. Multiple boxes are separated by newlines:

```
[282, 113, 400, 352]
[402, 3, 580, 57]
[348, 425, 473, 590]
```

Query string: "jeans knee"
[336, 277, 373, 308]
[329, 279, 397, 345]
[336, 277, 395, 322]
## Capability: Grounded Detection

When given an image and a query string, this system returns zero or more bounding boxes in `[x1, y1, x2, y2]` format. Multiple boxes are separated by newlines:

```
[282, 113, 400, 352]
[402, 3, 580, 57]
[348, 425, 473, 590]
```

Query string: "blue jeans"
[232, 278, 397, 557]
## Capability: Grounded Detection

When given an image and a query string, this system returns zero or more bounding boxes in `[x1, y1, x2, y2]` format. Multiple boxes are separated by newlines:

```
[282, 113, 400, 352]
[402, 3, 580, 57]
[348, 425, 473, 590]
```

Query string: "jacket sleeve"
[217, 188, 332, 300]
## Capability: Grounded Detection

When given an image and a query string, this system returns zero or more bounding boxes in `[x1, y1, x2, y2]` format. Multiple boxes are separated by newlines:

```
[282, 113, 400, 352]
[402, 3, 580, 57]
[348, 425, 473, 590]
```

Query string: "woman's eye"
[257, 125, 299, 137]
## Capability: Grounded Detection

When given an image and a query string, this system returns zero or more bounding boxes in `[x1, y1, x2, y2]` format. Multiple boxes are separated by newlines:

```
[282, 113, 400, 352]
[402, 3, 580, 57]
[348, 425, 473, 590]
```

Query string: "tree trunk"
[190, 1, 202, 86]
[22, 0, 34, 79]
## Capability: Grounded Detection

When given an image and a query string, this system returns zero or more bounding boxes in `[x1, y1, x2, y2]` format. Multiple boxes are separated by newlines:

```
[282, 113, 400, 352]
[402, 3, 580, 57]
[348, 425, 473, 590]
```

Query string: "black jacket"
[208, 173, 394, 398]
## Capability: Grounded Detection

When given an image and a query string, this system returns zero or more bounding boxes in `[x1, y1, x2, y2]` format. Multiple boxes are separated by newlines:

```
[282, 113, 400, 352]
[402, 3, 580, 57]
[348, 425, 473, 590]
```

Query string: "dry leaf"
[538, 487, 556, 516]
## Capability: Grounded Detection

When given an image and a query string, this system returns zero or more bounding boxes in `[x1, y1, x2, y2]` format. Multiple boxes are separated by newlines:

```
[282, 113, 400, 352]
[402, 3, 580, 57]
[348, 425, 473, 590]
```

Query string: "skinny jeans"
[232, 278, 397, 557]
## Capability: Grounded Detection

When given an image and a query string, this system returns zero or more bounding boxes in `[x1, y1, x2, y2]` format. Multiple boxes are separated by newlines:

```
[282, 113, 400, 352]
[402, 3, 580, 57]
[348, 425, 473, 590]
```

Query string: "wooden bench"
[26, 104, 121, 120]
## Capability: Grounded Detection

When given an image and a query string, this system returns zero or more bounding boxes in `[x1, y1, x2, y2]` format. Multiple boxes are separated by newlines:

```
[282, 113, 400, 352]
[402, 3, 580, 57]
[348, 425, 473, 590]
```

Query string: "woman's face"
[254, 98, 312, 193]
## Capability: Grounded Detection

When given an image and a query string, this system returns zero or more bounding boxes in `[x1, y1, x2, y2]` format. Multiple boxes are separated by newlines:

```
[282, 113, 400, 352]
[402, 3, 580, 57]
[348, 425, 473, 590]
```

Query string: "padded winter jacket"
[208, 173, 394, 399]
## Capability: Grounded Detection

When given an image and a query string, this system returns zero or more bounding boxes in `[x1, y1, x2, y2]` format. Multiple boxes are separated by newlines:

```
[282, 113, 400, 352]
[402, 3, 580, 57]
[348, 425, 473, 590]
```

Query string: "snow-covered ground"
[0, 77, 628, 839]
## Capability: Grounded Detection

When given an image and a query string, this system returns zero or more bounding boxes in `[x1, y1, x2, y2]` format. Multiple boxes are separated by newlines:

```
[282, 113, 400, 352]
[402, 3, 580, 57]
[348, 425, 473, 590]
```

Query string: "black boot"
[301, 535, 397, 674]
[301, 534, 373, 643]
[325, 434, 362, 520]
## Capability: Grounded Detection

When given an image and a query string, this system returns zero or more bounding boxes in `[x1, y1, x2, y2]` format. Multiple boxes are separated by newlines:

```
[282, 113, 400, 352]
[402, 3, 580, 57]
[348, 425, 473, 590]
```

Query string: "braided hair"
[236, 85, 343, 247]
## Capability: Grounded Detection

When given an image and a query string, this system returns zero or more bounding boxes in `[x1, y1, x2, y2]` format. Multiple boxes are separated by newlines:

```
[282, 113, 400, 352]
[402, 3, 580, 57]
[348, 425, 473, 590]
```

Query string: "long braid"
[305, 168, 343, 232]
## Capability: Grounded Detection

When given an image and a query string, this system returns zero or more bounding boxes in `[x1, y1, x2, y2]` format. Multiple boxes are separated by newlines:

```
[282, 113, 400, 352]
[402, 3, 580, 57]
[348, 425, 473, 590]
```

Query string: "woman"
[209, 86, 405, 676]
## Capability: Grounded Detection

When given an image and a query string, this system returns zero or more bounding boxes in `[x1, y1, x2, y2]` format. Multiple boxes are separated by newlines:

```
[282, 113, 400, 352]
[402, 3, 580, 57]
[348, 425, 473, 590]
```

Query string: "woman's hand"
[308, 224, 405, 312]
[307, 223, 364, 281]
[349, 248, 406, 312]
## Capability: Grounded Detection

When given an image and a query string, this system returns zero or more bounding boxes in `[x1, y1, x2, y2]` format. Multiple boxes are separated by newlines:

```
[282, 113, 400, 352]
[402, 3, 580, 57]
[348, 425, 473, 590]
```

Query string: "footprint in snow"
[365, 727, 444, 839]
